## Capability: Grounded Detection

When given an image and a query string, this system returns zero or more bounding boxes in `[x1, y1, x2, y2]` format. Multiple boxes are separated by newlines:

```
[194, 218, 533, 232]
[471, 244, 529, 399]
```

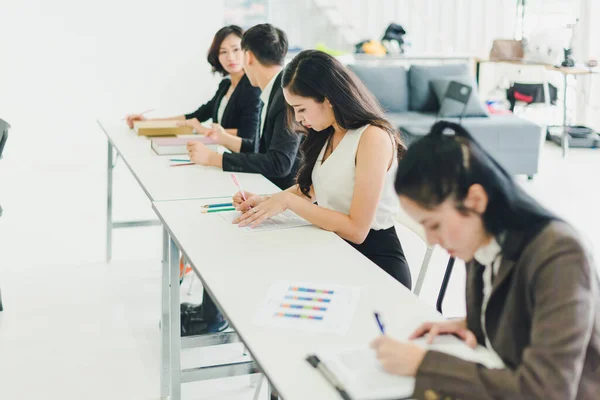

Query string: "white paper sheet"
[320, 348, 415, 400]
[254, 281, 360, 335]
[315, 335, 505, 400]
[220, 210, 312, 232]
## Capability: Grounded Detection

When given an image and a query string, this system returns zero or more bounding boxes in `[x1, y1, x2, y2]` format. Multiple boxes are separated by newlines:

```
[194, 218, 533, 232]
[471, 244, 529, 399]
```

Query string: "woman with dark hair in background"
[371, 121, 600, 400]
[125, 25, 262, 154]
[232, 50, 411, 289]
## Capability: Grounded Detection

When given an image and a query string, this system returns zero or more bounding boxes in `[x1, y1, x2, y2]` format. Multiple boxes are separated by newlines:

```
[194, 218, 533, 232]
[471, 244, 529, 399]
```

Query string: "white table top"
[98, 120, 279, 202]
[153, 199, 496, 400]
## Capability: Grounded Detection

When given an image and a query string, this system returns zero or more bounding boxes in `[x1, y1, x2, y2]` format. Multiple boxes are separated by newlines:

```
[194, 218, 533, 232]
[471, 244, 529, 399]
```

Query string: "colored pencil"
[122, 108, 154, 120]
[201, 203, 233, 209]
[202, 207, 236, 214]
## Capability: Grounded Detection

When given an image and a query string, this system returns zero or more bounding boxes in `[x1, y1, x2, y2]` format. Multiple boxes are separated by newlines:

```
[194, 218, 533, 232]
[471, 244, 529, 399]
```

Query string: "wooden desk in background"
[475, 58, 599, 158]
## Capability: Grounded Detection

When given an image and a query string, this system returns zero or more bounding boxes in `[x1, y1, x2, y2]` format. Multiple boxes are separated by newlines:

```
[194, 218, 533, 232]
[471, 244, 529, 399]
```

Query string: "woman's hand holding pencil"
[232, 191, 267, 211]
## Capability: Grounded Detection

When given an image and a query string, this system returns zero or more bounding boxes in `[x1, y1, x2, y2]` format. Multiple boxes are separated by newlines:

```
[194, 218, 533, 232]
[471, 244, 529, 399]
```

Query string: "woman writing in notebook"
[125, 25, 262, 153]
[371, 121, 600, 400]
[232, 50, 412, 289]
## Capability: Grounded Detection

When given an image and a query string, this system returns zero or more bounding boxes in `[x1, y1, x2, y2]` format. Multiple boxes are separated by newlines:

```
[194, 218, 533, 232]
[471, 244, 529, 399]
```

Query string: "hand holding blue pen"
[374, 312, 385, 334]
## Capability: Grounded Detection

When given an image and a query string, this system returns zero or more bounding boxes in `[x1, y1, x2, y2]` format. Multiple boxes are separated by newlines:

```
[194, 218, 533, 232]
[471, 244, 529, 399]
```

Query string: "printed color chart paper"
[254, 281, 360, 335]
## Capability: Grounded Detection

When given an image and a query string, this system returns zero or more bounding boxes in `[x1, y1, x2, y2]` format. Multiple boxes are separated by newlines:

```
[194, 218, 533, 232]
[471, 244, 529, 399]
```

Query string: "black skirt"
[346, 226, 412, 290]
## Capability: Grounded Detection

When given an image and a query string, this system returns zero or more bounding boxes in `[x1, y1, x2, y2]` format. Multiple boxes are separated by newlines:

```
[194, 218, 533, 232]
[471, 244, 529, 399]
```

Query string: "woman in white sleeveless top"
[232, 50, 411, 288]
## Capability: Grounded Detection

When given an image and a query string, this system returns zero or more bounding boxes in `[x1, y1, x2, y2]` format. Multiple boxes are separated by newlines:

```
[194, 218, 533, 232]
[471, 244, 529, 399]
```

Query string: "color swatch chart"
[254, 281, 360, 335]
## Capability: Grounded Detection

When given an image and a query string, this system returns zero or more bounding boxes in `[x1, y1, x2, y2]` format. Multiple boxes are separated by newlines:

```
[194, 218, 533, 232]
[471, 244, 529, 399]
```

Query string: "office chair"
[395, 210, 455, 313]
[0, 118, 9, 312]
[394, 209, 433, 297]
[434, 81, 472, 313]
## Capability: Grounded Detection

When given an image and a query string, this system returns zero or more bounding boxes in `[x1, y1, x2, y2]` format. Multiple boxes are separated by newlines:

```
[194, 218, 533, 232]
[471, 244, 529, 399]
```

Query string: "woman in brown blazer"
[372, 121, 600, 400]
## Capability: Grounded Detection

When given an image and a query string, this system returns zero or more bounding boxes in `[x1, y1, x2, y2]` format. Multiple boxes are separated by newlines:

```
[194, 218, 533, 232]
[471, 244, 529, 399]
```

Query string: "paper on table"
[314, 335, 505, 400]
[413, 335, 505, 369]
[219, 210, 312, 232]
[254, 281, 360, 335]
[318, 347, 415, 400]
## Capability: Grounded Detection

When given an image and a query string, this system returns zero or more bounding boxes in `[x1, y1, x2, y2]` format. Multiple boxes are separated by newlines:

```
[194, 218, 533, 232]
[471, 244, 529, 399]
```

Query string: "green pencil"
[202, 207, 236, 214]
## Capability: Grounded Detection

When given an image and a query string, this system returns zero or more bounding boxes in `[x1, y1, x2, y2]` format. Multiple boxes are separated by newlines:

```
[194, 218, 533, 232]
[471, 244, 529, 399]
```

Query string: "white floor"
[1, 122, 599, 399]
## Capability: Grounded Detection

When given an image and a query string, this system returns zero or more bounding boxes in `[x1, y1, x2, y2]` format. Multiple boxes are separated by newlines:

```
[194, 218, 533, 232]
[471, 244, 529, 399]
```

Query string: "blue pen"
[170, 158, 191, 162]
[374, 312, 385, 334]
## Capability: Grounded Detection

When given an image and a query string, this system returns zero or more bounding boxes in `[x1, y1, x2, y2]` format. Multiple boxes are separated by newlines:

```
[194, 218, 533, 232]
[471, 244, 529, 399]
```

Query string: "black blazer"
[185, 74, 262, 153]
[222, 72, 302, 190]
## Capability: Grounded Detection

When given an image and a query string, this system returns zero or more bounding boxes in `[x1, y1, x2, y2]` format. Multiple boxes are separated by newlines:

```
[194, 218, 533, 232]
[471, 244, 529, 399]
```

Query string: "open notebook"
[307, 335, 504, 400]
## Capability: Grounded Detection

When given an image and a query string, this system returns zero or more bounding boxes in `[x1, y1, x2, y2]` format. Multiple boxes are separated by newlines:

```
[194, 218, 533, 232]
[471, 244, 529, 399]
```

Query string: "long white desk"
[153, 199, 496, 400]
[97, 119, 282, 400]
[97, 119, 279, 261]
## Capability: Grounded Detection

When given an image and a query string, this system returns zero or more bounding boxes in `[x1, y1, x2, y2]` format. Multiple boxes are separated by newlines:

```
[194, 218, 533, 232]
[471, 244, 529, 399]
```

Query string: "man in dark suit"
[187, 23, 301, 190]
[182, 24, 301, 336]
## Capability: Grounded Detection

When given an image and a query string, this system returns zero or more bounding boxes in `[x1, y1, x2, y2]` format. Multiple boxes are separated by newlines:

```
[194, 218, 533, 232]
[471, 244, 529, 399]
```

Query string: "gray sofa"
[348, 63, 543, 178]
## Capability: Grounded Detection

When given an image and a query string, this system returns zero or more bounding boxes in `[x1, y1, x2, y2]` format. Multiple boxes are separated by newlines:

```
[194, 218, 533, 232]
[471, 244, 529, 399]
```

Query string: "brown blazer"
[414, 221, 600, 400]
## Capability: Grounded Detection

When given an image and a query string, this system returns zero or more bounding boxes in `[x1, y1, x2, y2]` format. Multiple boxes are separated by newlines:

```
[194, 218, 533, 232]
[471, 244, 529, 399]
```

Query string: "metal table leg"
[161, 227, 171, 399]
[106, 140, 114, 262]
[561, 73, 569, 158]
[169, 236, 182, 400]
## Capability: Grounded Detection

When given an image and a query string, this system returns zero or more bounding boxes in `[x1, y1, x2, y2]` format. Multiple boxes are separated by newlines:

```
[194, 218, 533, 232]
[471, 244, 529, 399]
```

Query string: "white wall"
[578, 0, 600, 131]
[271, 0, 517, 56]
[0, 0, 224, 164]
[0, 0, 224, 265]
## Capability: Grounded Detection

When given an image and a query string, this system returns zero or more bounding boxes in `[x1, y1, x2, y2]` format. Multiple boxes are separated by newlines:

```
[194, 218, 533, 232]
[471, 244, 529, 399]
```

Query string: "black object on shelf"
[506, 82, 558, 111]
[562, 48, 575, 67]
[381, 23, 407, 53]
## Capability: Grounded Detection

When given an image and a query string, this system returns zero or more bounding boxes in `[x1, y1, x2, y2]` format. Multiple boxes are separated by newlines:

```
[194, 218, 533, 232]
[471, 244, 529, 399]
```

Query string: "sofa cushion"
[347, 64, 409, 112]
[388, 112, 542, 176]
[431, 78, 489, 117]
[387, 112, 542, 150]
[408, 64, 472, 112]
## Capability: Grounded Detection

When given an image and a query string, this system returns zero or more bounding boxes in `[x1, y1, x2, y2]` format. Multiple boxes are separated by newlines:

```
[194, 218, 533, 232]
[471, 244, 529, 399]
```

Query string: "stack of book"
[133, 120, 193, 137]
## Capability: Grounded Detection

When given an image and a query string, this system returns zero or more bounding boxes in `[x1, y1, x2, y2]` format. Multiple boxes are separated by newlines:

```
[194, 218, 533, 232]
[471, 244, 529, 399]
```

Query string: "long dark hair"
[281, 50, 406, 197]
[394, 121, 556, 237]
[207, 25, 244, 76]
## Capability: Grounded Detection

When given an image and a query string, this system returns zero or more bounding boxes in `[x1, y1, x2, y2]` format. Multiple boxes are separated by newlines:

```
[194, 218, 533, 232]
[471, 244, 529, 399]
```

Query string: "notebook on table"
[307, 335, 504, 400]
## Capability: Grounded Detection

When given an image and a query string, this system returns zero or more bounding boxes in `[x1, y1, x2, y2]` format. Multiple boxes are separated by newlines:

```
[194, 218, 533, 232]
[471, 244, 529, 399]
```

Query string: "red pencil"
[170, 162, 195, 167]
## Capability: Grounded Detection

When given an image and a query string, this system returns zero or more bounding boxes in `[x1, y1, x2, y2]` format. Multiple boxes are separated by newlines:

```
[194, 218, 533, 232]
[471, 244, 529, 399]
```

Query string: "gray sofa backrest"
[347, 64, 409, 113]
